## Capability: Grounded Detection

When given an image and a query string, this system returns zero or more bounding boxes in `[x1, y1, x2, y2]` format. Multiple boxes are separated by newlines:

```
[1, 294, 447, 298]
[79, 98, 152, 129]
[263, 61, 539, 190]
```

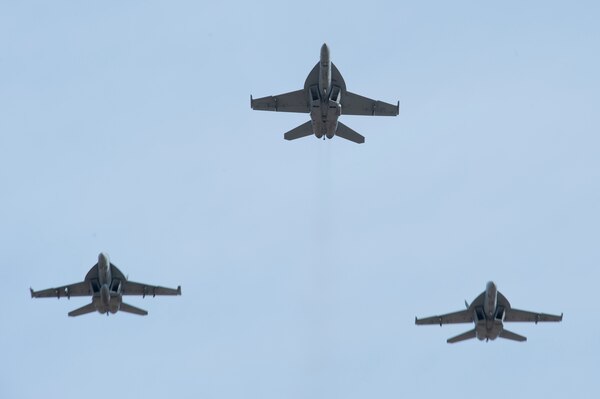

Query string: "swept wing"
[122, 281, 181, 297]
[251, 90, 308, 113]
[30, 281, 91, 299]
[504, 308, 563, 323]
[415, 309, 473, 325]
[342, 91, 399, 116]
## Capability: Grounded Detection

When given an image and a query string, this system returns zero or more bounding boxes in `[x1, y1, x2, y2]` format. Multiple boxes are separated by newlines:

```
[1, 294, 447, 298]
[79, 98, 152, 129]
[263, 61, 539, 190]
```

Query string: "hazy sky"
[1, 1, 599, 398]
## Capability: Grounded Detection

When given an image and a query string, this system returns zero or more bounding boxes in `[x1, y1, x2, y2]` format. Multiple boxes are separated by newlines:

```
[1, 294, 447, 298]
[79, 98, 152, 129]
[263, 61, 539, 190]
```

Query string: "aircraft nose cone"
[321, 43, 330, 59]
[486, 281, 497, 291]
[98, 252, 109, 264]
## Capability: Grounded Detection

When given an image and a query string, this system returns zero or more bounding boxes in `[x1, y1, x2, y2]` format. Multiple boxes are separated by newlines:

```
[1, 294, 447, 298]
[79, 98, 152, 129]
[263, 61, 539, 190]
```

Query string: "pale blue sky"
[1, 1, 599, 398]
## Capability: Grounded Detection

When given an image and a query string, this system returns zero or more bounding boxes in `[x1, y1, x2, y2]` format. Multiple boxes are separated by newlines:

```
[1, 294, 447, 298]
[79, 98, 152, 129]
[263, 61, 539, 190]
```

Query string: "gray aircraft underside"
[415, 282, 562, 343]
[30, 253, 181, 317]
[251, 43, 399, 144]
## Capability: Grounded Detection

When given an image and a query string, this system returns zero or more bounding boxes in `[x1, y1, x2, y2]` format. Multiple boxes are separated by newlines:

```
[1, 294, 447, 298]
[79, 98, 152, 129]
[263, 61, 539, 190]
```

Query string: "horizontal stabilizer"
[284, 121, 313, 141]
[120, 302, 148, 316]
[447, 329, 476, 344]
[68, 302, 96, 317]
[499, 329, 527, 342]
[335, 122, 365, 144]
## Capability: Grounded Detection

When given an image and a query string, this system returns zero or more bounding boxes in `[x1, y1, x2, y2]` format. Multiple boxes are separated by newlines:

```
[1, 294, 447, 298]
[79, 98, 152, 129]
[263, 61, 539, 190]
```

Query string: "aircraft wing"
[341, 91, 399, 116]
[251, 90, 308, 113]
[415, 309, 473, 325]
[30, 281, 91, 298]
[122, 281, 181, 297]
[503, 308, 563, 323]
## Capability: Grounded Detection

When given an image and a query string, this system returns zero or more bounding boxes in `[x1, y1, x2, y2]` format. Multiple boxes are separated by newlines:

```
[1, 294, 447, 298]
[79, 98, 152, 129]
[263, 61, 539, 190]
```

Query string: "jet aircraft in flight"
[30, 252, 181, 316]
[251, 43, 399, 144]
[415, 281, 562, 343]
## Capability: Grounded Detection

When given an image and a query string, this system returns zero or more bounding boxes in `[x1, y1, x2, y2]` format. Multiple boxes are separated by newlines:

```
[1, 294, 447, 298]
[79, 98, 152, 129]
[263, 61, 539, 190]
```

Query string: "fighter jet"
[415, 281, 562, 343]
[251, 43, 399, 144]
[30, 253, 181, 317]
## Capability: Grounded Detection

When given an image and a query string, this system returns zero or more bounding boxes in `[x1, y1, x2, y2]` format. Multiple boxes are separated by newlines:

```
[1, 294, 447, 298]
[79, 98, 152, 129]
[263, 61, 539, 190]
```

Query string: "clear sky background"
[1, 1, 599, 398]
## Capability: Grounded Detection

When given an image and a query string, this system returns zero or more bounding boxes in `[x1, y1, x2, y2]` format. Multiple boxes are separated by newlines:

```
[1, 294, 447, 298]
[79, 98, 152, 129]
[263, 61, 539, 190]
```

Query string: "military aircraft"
[251, 43, 399, 144]
[415, 281, 562, 343]
[30, 253, 181, 317]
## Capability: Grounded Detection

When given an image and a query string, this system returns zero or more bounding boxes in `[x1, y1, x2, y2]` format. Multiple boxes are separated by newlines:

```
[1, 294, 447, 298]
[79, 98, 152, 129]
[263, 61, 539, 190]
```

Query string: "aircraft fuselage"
[98, 252, 111, 286]
[310, 43, 341, 140]
[473, 281, 504, 341]
[94, 252, 122, 314]
[484, 281, 497, 318]
[319, 43, 331, 97]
